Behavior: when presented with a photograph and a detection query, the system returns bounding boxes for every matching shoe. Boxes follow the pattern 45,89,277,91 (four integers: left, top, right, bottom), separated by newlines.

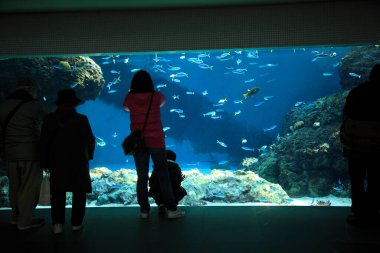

158,204,166,216
53,224,63,235
18,217,45,230
140,211,149,219
167,208,185,219
72,224,82,231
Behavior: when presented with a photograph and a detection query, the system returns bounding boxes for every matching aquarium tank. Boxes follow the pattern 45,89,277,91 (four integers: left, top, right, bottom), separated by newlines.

1,44,379,208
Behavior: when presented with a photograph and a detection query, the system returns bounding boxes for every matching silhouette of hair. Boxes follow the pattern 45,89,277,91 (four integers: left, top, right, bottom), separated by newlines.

166,149,176,161
16,76,36,88
129,70,154,94
369,64,380,83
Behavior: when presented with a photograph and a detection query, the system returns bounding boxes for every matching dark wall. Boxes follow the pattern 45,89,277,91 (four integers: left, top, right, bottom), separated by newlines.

0,1,379,57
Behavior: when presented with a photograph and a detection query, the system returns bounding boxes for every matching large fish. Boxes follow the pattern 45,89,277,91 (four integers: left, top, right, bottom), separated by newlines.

243,87,260,99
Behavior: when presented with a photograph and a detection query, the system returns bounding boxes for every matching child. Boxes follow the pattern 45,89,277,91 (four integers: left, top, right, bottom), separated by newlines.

148,149,187,215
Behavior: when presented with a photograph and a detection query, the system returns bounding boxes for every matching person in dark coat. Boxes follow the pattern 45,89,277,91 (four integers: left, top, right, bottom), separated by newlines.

148,149,187,215
341,64,380,227
40,88,95,234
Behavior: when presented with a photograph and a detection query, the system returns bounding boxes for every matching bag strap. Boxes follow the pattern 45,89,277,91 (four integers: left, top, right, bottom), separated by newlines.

141,92,155,133
2,98,33,137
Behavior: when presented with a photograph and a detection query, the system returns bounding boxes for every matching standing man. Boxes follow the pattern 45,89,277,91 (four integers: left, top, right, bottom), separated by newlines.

0,77,46,230
341,64,380,227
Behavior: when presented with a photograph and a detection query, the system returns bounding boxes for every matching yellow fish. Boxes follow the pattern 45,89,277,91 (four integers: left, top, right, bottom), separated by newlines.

243,87,260,99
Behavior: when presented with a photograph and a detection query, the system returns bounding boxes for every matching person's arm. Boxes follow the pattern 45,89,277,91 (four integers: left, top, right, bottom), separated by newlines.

123,94,130,112
83,116,95,160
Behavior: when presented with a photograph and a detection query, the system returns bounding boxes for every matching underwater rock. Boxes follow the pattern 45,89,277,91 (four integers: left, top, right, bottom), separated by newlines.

339,45,380,90
251,90,350,198
0,56,104,111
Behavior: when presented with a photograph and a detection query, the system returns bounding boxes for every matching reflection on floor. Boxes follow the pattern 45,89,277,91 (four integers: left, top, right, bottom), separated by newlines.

0,206,379,253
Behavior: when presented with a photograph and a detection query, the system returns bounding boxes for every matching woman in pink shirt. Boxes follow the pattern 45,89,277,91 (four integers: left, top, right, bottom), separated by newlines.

123,70,184,219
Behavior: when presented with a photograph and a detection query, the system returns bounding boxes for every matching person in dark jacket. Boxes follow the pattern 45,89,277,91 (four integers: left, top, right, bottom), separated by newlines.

149,149,187,215
341,64,380,227
0,77,46,230
40,89,95,234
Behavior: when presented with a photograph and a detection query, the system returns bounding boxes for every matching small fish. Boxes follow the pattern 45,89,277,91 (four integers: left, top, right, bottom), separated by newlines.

254,101,264,107
217,140,227,148
186,91,195,95
241,138,247,144
244,78,255,83
211,115,222,120
163,127,171,132
349,72,361,78
294,101,305,107
170,109,183,114
257,197,269,202
43,96,47,101
202,90,208,96
263,96,274,101
130,68,140,73
171,78,181,83
233,100,243,104
234,110,241,116
96,137,106,147
108,90,117,94
283,198,294,203
110,184,123,189
124,58,129,63
110,70,120,74
179,55,186,59
243,87,260,99
213,194,226,198
263,125,277,132
70,82,78,88
102,61,111,65
236,59,242,65
218,160,229,165
241,146,254,151
178,114,186,118
156,84,167,89
172,94,180,100
218,98,228,104
322,72,333,77
333,186,343,191
112,132,117,138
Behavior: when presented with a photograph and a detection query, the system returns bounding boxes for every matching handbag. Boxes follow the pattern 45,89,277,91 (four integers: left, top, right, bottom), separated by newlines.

122,92,155,156
39,171,51,206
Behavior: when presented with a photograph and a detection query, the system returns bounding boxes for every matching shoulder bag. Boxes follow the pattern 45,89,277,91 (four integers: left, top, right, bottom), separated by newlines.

122,92,155,156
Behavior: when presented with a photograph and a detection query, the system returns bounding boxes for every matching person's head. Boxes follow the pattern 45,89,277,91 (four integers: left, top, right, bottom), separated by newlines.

166,149,176,161
16,76,37,98
369,64,380,83
55,88,82,107
129,70,154,94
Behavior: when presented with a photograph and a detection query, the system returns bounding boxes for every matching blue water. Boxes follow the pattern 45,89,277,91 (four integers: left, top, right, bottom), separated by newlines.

78,46,349,172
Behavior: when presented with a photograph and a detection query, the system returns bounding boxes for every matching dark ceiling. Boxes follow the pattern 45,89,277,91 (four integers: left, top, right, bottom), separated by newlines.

0,0,329,13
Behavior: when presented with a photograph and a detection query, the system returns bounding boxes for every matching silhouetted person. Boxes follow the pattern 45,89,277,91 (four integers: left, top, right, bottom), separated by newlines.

0,77,46,230
40,89,95,234
149,149,187,216
123,70,185,219
341,64,380,227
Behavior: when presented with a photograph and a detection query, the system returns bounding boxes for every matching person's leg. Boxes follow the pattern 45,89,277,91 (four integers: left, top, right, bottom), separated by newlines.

348,156,366,219
71,191,87,227
6,161,20,223
150,148,177,211
366,155,380,219
10,161,43,228
51,190,66,225
133,149,150,213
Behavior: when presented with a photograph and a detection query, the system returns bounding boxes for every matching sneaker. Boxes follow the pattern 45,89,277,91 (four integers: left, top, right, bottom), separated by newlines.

53,224,63,235
158,204,166,216
18,217,45,230
140,211,149,219
72,225,82,231
167,208,185,219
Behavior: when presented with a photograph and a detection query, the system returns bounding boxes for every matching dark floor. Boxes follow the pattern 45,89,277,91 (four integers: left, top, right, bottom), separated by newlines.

0,206,379,253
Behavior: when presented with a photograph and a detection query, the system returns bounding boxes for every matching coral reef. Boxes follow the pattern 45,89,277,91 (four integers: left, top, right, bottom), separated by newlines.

339,45,380,90
0,56,105,112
